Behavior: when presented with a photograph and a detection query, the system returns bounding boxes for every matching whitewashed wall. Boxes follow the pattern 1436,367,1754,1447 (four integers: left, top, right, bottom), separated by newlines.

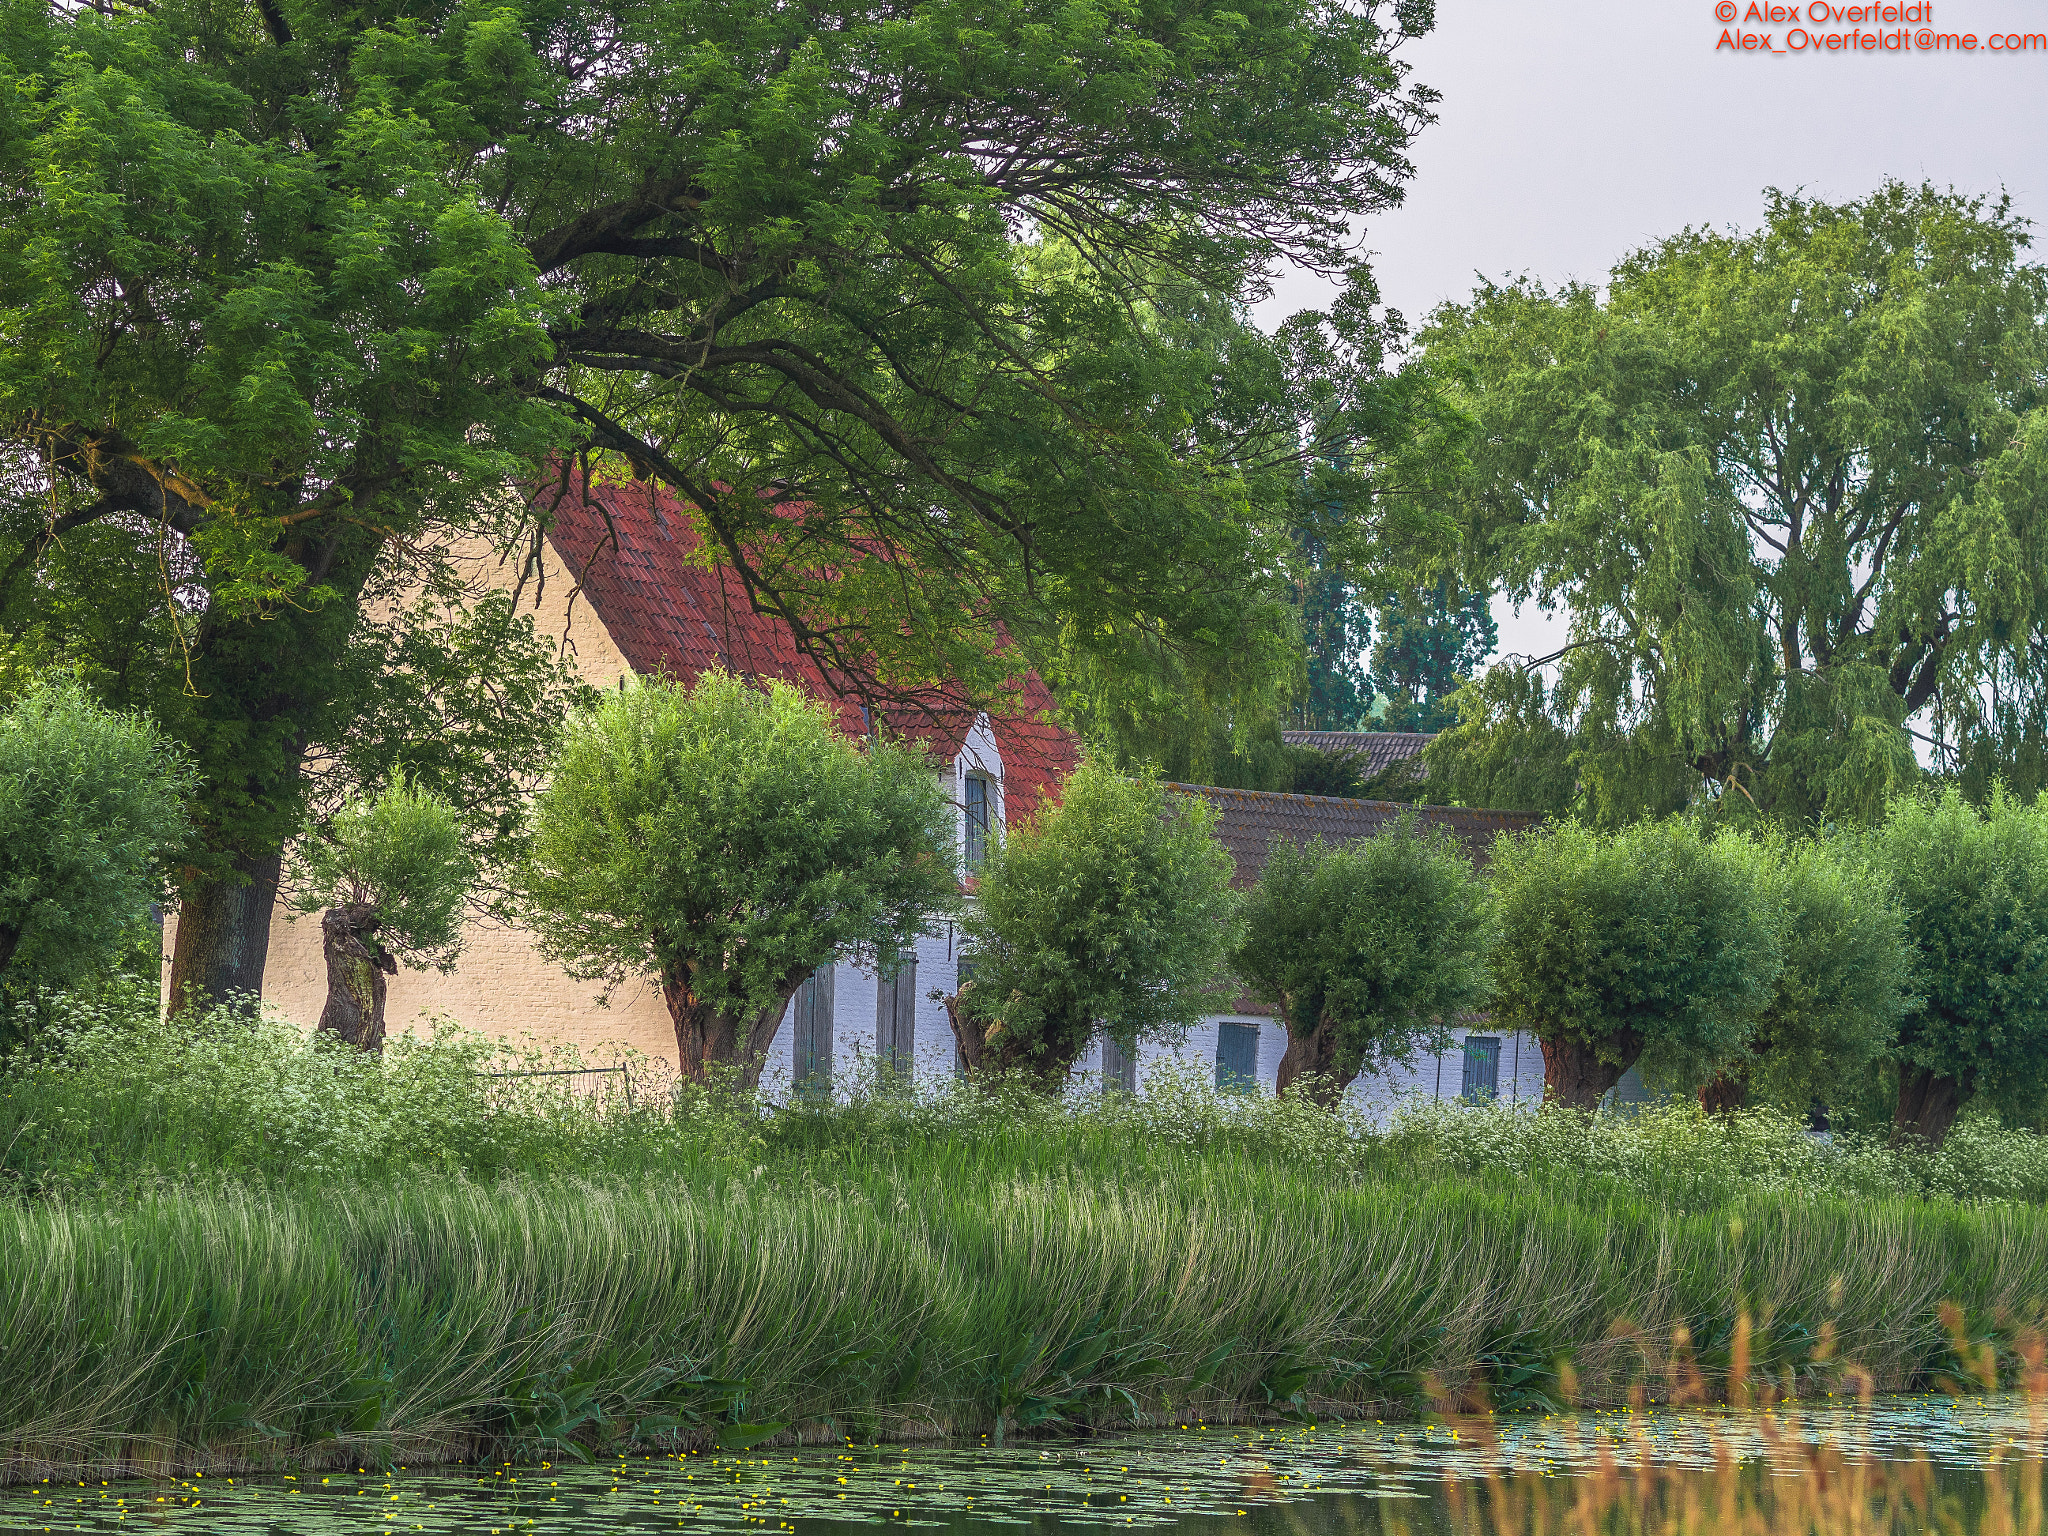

1122,1015,1547,1123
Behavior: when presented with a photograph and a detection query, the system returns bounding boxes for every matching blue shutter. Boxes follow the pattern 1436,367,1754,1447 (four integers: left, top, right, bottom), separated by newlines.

1460,1036,1501,1102
793,963,835,1097
1216,1022,1259,1094
877,951,917,1075
1100,1033,1137,1094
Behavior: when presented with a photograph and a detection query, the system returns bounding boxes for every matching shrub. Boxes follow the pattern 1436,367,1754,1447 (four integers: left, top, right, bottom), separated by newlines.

0,678,193,1017
520,671,957,1085
1235,823,1496,1107
953,762,1239,1090
1488,819,1782,1110
1875,787,2048,1148
290,772,474,1051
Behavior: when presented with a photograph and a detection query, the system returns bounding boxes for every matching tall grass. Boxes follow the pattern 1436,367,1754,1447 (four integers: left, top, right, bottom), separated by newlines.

5,987,2048,1481
4,1168,2048,1481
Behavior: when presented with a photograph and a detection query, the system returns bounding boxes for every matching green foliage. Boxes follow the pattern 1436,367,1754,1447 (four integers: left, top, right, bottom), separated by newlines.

1294,521,1374,732
1235,826,1496,1095
1281,747,1367,799
959,763,1240,1086
10,1001,2048,1479
292,773,474,971
1876,789,2048,1126
1423,183,2048,824
0,677,194,1002
311,573,601,898
1488,820,1783,1099
1367,576,1497,732
1731,835,1914,1113
521,672,956,1023
2,0,1442,1003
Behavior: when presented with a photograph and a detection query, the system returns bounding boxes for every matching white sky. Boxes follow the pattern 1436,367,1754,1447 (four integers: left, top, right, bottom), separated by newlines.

1253,0,2048,664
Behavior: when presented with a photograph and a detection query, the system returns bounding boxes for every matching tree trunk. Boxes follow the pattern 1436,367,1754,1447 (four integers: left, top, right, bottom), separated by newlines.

942,983,985,1077
1274,1011,1360,1109
1893,1065,1970,1149
316,904,395,1051
1699,1070,1748,1115
167,849,282,1016
1540,1030,1642,1111
662,968,803,1090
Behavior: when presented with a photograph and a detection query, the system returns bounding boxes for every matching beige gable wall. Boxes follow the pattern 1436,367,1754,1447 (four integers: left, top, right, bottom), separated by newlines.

163,532,681,1066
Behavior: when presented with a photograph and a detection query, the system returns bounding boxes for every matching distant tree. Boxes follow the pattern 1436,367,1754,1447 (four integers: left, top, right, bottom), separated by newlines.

950,763,1239,1092
0,679,193,1010
1489,819,1781,1110
1657,835,1913,1117
1236,824,1496,1107
1283,746,1368,798
289,775,474,1053
520,673,956,1085
1422,184,2046,825
1874,789,2048,1147
1295,522,1374,732
1368,577,1497,732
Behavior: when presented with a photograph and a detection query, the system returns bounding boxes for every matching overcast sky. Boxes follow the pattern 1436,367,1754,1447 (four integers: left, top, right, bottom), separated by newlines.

1254,0,2048,662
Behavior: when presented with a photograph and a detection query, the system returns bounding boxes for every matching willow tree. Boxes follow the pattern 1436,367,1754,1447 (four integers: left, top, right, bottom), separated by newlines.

1,0,1442,1012
520,673,957,1084
1419,184,2048,825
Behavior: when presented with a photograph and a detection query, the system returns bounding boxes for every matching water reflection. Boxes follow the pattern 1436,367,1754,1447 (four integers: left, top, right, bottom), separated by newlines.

4,1393,2041,1535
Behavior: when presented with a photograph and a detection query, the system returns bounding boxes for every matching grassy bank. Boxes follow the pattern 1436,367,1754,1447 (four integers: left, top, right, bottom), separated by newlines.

3,988,2048,1480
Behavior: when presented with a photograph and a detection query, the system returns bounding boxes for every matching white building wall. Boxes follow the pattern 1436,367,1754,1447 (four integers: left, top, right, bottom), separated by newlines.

1129,1015,1547,1121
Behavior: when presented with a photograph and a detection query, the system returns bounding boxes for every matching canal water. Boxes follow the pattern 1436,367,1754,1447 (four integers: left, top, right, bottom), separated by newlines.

6,1392,2042,1535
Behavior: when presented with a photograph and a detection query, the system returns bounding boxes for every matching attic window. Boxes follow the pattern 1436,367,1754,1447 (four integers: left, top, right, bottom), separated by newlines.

964,774,992,870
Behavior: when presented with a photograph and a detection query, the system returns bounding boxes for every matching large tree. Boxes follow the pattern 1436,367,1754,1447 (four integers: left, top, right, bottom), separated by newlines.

1,0,1442,1010
1419,183,2048,825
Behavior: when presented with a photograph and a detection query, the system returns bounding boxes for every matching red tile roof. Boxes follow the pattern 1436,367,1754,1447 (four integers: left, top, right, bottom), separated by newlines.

533,471,1078,825
1165,783,1540,889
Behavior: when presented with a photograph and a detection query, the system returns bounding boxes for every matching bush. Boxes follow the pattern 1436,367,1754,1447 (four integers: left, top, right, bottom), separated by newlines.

955,762,1239,1089
1489,819,1782,1110
0,678,193,1013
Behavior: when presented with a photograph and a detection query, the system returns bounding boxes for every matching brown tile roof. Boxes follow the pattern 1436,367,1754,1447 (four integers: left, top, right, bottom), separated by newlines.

1281,731,1434,777
533,470,1079,825
1165,783,1539,888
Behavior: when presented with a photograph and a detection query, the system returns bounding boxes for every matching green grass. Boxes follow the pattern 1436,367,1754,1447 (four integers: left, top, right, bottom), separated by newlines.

3,985,2048,1482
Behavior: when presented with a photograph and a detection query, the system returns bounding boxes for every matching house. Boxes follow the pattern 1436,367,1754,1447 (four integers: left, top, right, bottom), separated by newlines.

218,473,1548,1113
224,471,1076,1076
1105,785,1549,1118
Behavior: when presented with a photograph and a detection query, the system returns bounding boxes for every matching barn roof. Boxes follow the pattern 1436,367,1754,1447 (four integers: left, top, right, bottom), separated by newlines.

1165,783,1539,888
1280,731,1435,777
534,472,1078,825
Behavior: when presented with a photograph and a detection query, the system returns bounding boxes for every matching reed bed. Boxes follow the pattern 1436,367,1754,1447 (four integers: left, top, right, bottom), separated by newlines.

3,1166,2046,1483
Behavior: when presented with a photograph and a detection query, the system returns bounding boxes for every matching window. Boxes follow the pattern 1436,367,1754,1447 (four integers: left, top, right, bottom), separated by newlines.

963,774,992,869
792,963,835,1097
1216,1021,1260,1094
1100,1032,1137,1095
1460,1035,1501,1102
877,950,918,1076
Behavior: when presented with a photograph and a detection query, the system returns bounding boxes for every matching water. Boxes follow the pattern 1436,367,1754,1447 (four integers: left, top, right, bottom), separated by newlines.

7,1394,2043,1535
